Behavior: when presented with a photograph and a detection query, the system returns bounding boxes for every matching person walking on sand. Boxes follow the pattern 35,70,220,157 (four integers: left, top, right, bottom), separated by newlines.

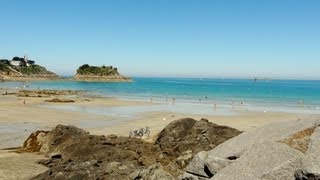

23,99,26,105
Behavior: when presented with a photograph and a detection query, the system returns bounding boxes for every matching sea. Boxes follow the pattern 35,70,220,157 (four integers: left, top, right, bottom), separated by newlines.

1,77,320,116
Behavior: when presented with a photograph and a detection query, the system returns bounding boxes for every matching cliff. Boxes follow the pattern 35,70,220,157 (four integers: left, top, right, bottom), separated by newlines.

73,64,131,82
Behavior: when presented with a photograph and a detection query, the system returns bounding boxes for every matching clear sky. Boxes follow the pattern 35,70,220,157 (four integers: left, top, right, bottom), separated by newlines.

0,0,319,79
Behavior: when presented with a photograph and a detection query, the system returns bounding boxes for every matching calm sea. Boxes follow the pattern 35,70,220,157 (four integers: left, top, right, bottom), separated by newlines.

1,77,320,114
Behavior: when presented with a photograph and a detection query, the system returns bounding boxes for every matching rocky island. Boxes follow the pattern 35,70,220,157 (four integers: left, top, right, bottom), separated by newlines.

73,64,131,82
0,57,59,81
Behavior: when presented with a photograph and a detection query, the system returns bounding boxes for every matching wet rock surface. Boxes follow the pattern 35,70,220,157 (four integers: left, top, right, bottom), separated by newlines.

21,118,241,179
44,99,75,103
16,90,82,98
154,118,241,158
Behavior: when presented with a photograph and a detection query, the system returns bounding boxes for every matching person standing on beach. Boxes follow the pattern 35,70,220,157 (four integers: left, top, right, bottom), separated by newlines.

214,100,217,111
23,99,26,105
172,98,176,105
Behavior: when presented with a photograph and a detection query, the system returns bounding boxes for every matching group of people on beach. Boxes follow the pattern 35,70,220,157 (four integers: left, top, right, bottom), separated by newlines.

150,95,244,112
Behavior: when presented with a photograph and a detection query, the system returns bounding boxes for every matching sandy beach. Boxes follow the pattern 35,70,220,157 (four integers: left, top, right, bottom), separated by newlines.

0,88,319,179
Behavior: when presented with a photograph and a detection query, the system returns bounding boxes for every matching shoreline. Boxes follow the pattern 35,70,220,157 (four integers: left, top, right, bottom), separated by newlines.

0,88,318,146
0,76,133,82
1,83,319,115
1,78,320,115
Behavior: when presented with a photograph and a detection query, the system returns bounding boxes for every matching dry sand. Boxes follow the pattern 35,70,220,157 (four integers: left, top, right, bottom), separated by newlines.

0,89,318,179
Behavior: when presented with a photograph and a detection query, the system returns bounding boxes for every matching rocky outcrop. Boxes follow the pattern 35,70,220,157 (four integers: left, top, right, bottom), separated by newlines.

15,90,82,98
73,74,132,82
181,119,320,180
154,118,241,159
19,118,240,179
73,64,131,82
0,63,59,81
44,99,75,103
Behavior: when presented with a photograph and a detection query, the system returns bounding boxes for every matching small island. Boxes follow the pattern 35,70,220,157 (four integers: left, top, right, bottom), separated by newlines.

0,56,59,81
73,64,131,82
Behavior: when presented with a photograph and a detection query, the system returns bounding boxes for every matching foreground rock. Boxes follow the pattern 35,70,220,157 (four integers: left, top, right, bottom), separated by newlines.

181,119,320,180
19,118,240,179
153,118,241,176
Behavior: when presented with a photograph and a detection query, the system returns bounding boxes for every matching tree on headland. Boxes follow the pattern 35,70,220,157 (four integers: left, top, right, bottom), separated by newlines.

76,64,120,76
12,56,24,61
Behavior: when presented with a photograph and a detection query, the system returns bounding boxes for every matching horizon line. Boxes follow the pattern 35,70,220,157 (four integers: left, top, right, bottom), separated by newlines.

59,74,320,81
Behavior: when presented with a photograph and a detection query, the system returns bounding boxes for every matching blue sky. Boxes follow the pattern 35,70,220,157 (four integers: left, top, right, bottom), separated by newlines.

0,0,319,79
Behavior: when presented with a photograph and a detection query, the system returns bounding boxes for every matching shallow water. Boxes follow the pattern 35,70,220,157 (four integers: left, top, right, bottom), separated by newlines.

1,77,320,114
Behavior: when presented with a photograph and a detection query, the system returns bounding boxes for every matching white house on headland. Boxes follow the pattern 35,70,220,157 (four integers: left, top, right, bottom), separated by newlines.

10,55,35,67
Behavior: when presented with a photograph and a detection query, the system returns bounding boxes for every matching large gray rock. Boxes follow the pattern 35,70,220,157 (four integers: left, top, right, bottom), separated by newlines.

261,157,303,180
181,151,236,180
207,119,316,159
211,141,303,180
182,151,210,179
301,126,320,174
183,119,320,180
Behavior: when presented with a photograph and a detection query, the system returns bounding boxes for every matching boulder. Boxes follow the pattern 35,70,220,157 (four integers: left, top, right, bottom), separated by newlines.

182,119,320,180
130,163,175,180
154,118,241,158
207,119,316,159
301,126,320,175
212,141,303,180
184,151,209,178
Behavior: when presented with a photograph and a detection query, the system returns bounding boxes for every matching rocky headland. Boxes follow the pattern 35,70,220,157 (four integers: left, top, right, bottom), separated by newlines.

72,64,131,82
0,59,59,81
